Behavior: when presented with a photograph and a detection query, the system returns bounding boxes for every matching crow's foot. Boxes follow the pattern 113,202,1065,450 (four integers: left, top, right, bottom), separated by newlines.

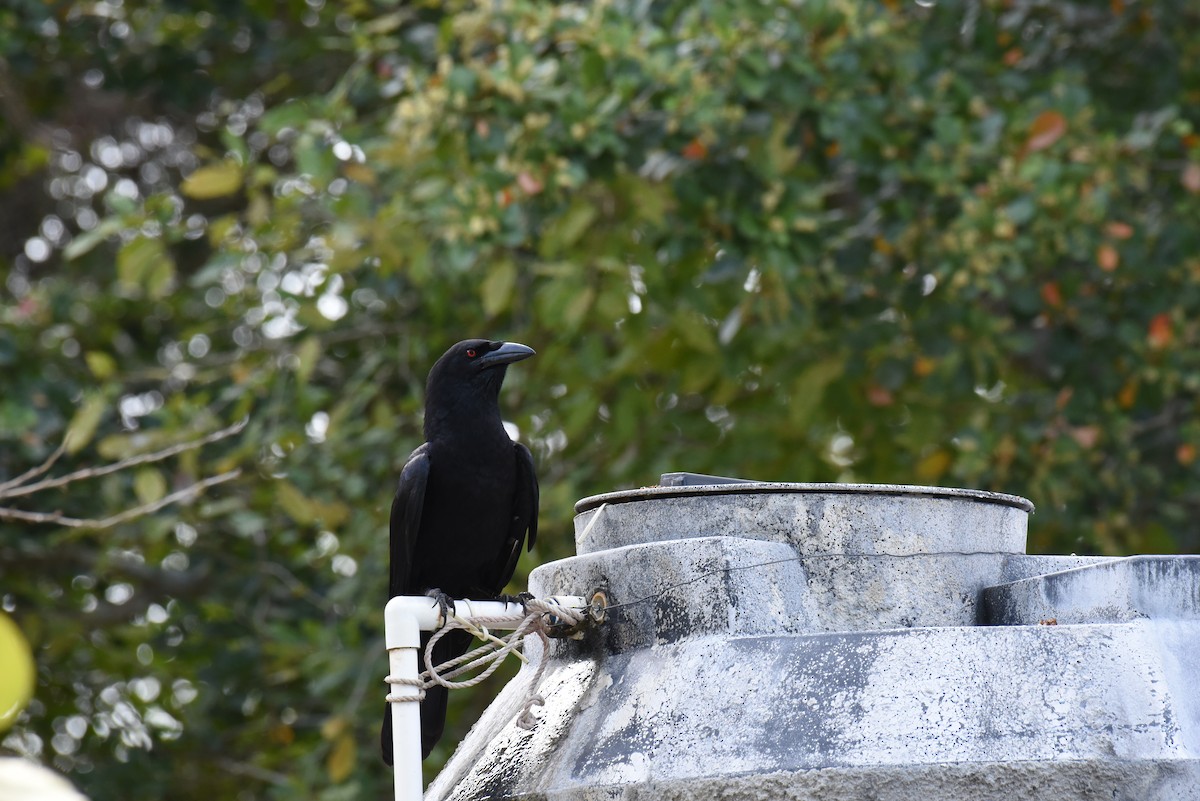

425,588,456,621
499,591,535,611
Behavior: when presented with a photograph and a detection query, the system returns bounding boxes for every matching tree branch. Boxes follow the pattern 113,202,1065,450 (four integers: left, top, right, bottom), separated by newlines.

0,470,241,530
215,758,292,788
259,562,333,612
0,418,246,501
0,442,66,494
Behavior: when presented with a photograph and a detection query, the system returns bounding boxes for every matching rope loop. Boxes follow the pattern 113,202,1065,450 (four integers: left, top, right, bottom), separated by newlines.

389,597,586,730
383,674,427,702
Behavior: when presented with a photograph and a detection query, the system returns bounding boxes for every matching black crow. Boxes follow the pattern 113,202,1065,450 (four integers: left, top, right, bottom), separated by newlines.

381,339,538,764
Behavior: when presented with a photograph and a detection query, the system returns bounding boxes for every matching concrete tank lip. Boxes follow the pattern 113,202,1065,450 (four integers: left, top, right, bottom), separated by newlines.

574,482,1035,515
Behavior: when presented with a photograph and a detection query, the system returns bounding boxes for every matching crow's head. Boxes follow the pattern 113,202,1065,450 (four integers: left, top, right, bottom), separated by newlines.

425,339,535,409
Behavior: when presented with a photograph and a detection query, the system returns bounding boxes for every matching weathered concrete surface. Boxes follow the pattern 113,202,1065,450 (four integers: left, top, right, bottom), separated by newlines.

423,484,1200,800
573,484,1031,556
429,623,1200,799
984,555,1200,625
532,536,1109,647
438,762,1200,801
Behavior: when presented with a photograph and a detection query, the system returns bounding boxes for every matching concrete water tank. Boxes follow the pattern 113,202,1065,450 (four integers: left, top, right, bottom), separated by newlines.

424,480,1200,800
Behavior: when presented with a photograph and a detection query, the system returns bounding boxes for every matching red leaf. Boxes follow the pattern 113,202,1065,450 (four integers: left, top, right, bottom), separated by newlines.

1025,110,1067,153
1097,244,1120,272
1070,426,1100,449
1183,163,1200,194
1040,282,1063,308
1104,221,1134,240
866,385,894,406
1117,380,1137,409
1148,313,1172,349
517,171,543,195
681,138,708,161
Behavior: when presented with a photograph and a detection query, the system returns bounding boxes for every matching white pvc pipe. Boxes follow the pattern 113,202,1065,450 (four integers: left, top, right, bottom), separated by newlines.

384,595,588,801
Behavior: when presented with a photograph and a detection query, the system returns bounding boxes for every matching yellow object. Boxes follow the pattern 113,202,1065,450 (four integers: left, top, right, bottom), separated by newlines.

0,614,34,732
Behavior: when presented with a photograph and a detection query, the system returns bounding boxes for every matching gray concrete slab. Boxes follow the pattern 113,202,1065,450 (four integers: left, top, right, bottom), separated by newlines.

984,555,1200,625
428,624,1200,800
573,484,1031,556
421,483,1200,800
530,537,1111,646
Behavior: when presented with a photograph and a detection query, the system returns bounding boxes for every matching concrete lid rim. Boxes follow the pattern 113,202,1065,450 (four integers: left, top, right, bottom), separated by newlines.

574,482,1036,516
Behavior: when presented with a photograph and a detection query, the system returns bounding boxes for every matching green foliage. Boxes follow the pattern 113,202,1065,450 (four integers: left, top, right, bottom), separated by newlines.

2,0,1199,798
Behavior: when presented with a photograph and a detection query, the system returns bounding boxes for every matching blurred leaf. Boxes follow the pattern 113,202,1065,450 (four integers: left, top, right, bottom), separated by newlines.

311,497,350,528
258,101,313,135
681,137,708,161
788,359,844,428
63,394,107,455
481,259,517,318
326,732,355,783
62,218,122,261
277,480,349,528
180,161,244,199
85,352,117,380
1097,244,1120,272
133,467,168,505
295,337,322,385
1025,110,1067,153
562,286,596,331
1182,162,1200,193
117,236,175,298
320,715,347,740
540,201,597,258
277,481,316,525
916,449,953,481
144,256,176,298
673,310,717,355
1105,221,1134,240
1148,313,1172,349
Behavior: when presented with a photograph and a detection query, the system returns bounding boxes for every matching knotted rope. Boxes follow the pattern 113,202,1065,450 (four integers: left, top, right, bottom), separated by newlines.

385,597,585,729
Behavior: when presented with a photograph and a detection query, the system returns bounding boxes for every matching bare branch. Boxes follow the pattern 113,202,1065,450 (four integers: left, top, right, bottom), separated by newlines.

0,442,66,494
259,562,333,612
215,758,292,788
0,470,241,530
0,507,76,525
0,418,246,501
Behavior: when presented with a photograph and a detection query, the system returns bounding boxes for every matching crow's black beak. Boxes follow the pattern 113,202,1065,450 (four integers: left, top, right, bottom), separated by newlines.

478,341,535,369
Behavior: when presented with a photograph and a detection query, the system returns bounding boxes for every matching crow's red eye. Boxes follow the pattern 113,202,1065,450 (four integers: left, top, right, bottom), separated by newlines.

466,348,477,358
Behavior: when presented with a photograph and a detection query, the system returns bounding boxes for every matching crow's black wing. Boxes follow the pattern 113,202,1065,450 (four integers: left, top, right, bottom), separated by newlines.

388,443,430,598
516,442,538,553
383,444,431,766
488,442,539,594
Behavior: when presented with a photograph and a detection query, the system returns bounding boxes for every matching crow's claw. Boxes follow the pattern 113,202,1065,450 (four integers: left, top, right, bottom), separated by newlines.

499,591,535,610
425,588,456,621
